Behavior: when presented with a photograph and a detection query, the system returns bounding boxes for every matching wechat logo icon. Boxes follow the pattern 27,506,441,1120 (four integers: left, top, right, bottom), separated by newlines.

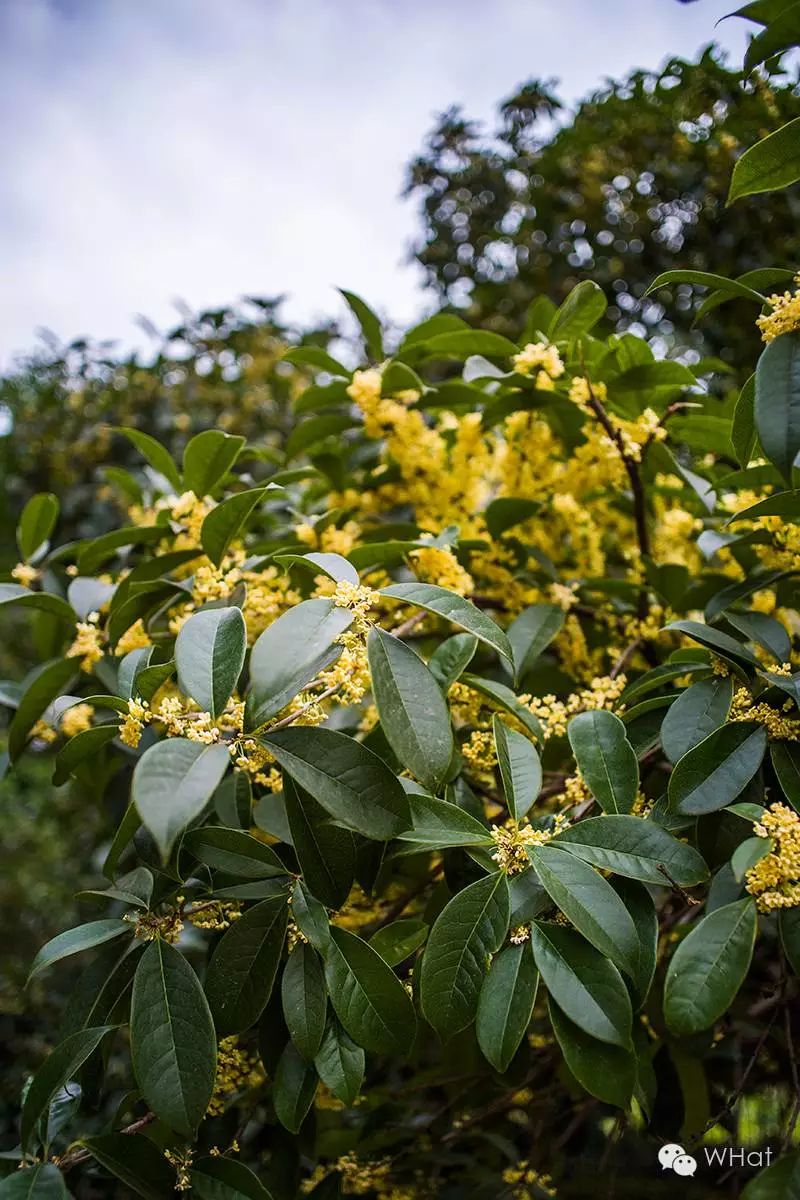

659,1143,697,1177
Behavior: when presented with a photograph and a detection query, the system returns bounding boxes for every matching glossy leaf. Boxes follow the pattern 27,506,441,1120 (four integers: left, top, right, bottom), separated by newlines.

175,606,246,717
661,675,733,764
9,658,77,761
191,1157,276,1200
380,583,512,668
130,939,217,1136
668,722,767,815
205,896,288,1035
755,331,800,483
0,1166,68,1200
493,716,541,821
664,898,757,1036
27,919,130,984
116,426,181,490
506,603,565,683
183,826,287,877
420,872,510,1038
324,926,416,1055
261,726,410,840
132,738,230,861
183,430,245,497
549,999,635,1108
200,486,273,566
282,942,327,1060
528,844,640,979
245,598,352,730
272,1041,317,1133
552,815,708,886
314,1018,364,1105
368,919,428,966
81,1133,177,1200
729,116,800,202
21,1025,114,1151
283,779,351,907
367,626,453,790
476,941,539,1072
567,710,638,814
530,923,632,1047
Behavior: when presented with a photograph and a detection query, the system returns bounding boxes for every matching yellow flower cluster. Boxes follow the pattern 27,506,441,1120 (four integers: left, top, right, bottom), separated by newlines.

730,687,800,740
745,803,800,911
207,1036,262,1115
67,615,104,672
757,274,800,343
462,729,498,775
409,545,473,595
501,1162,557,1200
527,674,627,739
302,1154,425,1200
116,618,152,656
10,563,39,587
186,901,243,931
512,341,565,391
60,703,94,737
124,906,184,943
491,815,570,875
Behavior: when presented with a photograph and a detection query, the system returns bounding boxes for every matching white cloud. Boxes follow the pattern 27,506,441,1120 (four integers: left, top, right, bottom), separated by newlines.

0,0,747,365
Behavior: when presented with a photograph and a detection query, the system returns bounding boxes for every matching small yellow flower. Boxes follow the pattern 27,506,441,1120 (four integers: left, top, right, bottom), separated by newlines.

11,563,39,587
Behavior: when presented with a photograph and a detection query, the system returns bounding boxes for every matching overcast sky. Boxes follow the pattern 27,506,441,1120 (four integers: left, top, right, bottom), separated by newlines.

0,0,747,367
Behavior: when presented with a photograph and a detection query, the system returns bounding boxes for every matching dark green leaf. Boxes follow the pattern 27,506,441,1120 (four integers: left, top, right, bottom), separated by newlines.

282,943,327,1060
183,826,287,878
530,923,631,1047
324,926,416,1055
552,815,708,886
53,724,118,786
284,775,355,908
661,676,734,764
664,898,757,1036
771,740,800,812
506,604,565,683
314,1017,364,1104
368,919,428,966
0,1166,68,1200
183,431,245,497
755,331,800,483
528,845,639,978
646,270,766,304
205,896,288,1035
420,872,510,1038
484,498,540,540
380,584,512,669
9,658,78,761
427,633,478,691
132,738,230,861
567,710,638,814
80,1133,177,1200
663,619,760,670
460,673,543,741
130,939,216,1136
292,880,331,953
175,606,246,717
191,1157,275,1200
476,941,538,1072
668,723,767,815
27,920,130,985
367,627,453,791
493,716,541,821
21,1026,113,1151
780,907,800,975
731,375,759,468
245,598,352,730
418,330,519,360
397,792,493,850
201,487,275,567
272,1041,317,1133
261,726,410,840
549,999,635,1108
0,584,74,624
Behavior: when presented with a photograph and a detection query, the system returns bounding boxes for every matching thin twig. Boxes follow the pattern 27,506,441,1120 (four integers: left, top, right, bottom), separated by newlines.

390,610,428,638
56,1112,156,1172
267,684,340,730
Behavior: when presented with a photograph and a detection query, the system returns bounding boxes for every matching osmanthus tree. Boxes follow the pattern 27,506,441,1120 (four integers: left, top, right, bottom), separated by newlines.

3,268,800,1198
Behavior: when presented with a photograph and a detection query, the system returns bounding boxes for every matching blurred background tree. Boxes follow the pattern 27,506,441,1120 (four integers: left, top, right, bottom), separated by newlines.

0,298,333,546
405,47,800,372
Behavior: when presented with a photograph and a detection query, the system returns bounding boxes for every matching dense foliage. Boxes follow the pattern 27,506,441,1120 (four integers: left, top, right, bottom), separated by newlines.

4,3,800,1198
406,49,800,370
